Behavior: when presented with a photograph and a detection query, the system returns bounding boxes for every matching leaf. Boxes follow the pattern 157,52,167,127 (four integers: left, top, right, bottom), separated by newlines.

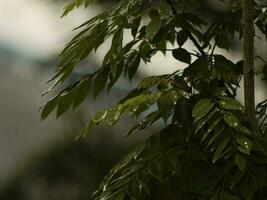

240,176,255,200
137,75,167,89
230,170,244,189
214,55,241,76
236,124,251,135
183,57,209,78
57,91,74,118
207,126,224,147
93,70,109,98
219,97,243,111
106,105,124,126
147,15,161,40
159,3,172,18
61,0,94,17
192,99,215,122
221,193,240,200
212,135,230,163
91,110,108,125
73,76,91,108
41,96,59,120
128,54,141,80
172,48,191,64
235,134,252,155
112,29,123,53
234,153,246,171
223,113,239,128
176,30,188,47
194,108,217,134
183,12,207,27
201,117,222,143
131,17,141,38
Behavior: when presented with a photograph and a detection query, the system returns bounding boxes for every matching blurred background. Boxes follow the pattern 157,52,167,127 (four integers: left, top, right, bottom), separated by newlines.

0,0,266,200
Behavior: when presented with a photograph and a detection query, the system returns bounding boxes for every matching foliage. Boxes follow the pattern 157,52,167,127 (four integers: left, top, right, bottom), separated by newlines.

42,0,267,199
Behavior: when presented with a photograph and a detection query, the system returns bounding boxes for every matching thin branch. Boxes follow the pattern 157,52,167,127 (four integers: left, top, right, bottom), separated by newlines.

242,0,256,122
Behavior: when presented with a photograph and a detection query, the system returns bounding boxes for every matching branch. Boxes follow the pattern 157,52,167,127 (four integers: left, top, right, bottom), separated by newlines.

242,0,256,123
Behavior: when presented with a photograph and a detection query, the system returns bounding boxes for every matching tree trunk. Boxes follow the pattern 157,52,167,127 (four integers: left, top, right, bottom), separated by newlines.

242,0,255,122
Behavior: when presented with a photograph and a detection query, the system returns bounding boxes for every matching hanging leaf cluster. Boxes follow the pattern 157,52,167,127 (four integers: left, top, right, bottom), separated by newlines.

42,0,267,199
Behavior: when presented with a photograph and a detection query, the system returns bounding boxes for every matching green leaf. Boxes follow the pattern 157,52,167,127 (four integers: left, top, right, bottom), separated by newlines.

223,113,239,128
111,28,124,54
235,134,252,155
128,54,141,80
234,153,246,171
73,76,91,108
240,176,255,200
93,70,109,97
219,97,243,111
91,110,108,125
106,105,124,126
61,0,94,17
172,48,191,64
131,17,141,38
147,15,161,40
183,12,207,27
201,117,222,143
230,170,244,189
159,3,172,18
41,96,59,120
212,135,230,163
137,75,167,89
176,30,188,47
221,193,240,200
194,108,217,134
236,124,251,135
57,91,74,118
207,126,224,147
216,33,230,50
214,55,241,76
183,57,209,78
192,99,215,122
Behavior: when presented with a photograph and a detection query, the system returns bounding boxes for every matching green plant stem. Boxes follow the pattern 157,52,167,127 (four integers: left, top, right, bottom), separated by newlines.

242,0,256,123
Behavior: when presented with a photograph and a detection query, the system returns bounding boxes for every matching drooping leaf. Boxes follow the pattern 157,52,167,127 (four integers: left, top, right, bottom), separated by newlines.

93,70,109,97
131,17,141,38
194,108,217,134
61,0,95,17
219,97,243,111
212,135,230,163
234,153,246,171
128,54,141,80
147,15,161,40
240,176,255,200
235,134,252,155
192,99,215,122
223,113,239,128
176,30,188,47
172,48,191,64
41,96,59,120
73,76,91,108
158,3,172,18
57,90,74,118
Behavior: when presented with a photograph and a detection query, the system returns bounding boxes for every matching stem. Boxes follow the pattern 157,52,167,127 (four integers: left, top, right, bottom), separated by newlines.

242,0,255,122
